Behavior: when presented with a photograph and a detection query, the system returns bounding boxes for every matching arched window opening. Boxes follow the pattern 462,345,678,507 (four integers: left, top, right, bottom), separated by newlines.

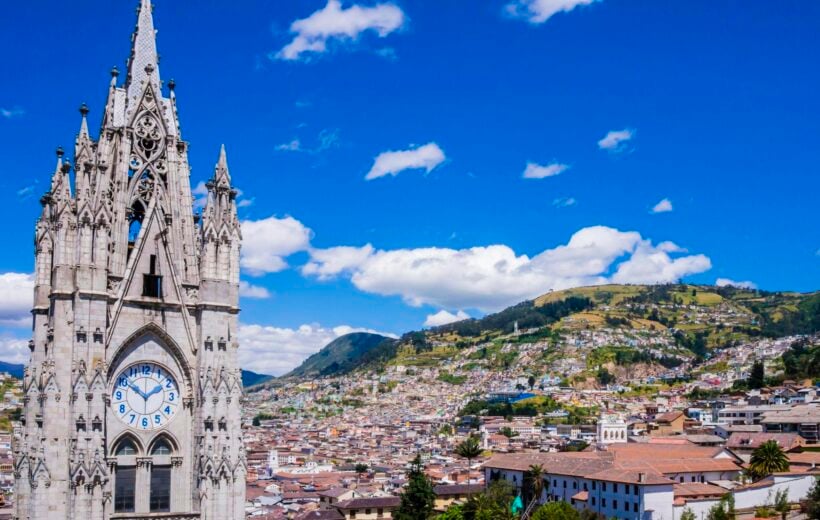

113,437,138,514
149,436,173,512
115,439,137,456
127,201,145,259
151,439,173,456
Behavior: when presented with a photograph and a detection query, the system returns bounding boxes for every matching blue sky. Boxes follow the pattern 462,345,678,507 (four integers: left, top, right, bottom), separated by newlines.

0,0,818,374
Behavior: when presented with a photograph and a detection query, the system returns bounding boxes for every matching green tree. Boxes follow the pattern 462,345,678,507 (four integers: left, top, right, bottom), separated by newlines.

252,416,261,427
437,504,464,520
706,494,735,520
680,508,696,520
805,479,820,520
528,375,536,390
499,427,519,439
463,481,516,520
773,489,789,520
355,463,369,475
531,501,581,520
455,435,483,467
395,454,435,520
749,440,789,480
523,464,546,504
596,367,615,387
749,360,766,389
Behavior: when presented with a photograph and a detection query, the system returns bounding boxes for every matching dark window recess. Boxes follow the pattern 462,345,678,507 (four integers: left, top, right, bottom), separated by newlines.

143,255,163,297
150,466,172,512
114,466,136,513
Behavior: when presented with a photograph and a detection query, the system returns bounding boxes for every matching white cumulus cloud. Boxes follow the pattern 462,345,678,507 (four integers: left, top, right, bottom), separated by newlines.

523,162,569,179
424,310,471,328
0,336,30,365
238,322,396,375
506,0,601,24
303,226,712,312
240,216,313,276
277,0,406,61
716,278,757,290
598,128,634,152
0,273,33,327
239,281,272,299
651,198,674,214
365,143,446,180
302,245,376,280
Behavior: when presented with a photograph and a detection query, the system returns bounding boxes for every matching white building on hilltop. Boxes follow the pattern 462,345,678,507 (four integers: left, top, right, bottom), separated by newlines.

14,2,245,518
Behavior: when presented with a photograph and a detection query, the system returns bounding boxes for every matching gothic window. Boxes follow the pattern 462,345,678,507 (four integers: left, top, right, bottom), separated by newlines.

150,466,171,512
143,254,163,298
114,466,136,513
115,439,137,456
128,201,145,260
149,437,173,512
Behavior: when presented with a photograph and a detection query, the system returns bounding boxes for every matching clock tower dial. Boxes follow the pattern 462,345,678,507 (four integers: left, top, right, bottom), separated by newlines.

111,362,180,430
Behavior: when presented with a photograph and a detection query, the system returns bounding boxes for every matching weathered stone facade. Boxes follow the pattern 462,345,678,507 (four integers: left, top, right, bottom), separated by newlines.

14,1,246,518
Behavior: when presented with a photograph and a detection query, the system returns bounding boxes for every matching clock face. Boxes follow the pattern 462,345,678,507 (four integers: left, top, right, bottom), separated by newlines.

111,362,180,430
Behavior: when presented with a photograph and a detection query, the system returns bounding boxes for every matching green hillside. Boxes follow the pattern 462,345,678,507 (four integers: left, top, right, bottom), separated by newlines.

285,332,396,378
279,284,819,381
241,369,274,387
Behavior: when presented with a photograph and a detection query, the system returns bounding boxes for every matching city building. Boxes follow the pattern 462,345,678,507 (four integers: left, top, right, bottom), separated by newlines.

13,1,245,518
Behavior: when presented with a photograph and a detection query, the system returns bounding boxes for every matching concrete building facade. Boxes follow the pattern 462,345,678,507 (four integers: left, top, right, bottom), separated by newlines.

13,2,246,518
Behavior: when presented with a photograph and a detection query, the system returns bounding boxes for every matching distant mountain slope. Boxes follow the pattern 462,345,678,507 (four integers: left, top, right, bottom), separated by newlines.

286,332,396,378
279,284,819,380
242,369,274,387
0,362,25,379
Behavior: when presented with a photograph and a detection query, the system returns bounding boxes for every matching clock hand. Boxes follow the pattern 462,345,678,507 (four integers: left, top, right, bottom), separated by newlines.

146,384,163,399
129,382,148,400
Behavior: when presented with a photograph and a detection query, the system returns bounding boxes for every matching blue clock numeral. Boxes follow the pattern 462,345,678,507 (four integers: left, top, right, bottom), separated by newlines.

155,414,161,424
168,392,175,402
166,380,173,388
119,377,128,387
142,365,151,375
141,417,148,428
164,405,171,415
129,414,136,424
115,390,123,400
119,404,126,414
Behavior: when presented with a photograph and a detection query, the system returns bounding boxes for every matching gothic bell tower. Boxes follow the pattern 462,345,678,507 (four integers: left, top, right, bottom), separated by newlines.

14,1,246,518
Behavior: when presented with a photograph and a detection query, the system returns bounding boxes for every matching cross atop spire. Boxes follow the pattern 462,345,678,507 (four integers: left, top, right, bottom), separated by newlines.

126,0,161,101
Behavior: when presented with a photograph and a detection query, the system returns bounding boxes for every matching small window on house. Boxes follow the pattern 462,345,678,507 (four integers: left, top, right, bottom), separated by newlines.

592,497,596,506
633,485,638,495
592,481,597,490
634,502,639,512
602,482,607,492
602,499,606,507
613,500,618,509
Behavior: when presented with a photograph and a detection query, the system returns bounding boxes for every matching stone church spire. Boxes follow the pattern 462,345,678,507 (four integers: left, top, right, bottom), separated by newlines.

16,3,246,519
126,0,161,102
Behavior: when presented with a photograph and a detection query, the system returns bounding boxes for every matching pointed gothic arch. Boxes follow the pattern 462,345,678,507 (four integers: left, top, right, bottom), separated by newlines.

107,322,194,393
148,432,179,455
110,432,144,457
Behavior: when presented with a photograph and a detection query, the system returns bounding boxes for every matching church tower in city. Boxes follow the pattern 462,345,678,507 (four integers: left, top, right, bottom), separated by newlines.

14,1,246,518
